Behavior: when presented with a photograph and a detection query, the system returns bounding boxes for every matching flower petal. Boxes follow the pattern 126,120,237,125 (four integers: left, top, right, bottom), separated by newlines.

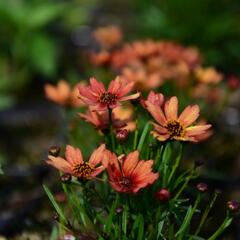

65,145,83,165
122,151,139,176
46,156,71,173
164,96,178,121
89,144,106,166
185,124,212,136
178,105,200,127
145,101,167,125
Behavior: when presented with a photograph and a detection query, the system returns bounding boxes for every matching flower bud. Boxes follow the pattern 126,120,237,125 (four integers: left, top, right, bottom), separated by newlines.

115,206,123,214
227,200,239,213
48,146,61,157
60,173,72,183
155,188,171,202
53,212,59,221
196,182,208,193
116,129,128,142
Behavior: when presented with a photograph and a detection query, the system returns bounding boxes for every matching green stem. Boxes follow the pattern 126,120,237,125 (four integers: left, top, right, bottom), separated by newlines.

194,191,219,237
208,213,232,240
137,122,150,152
168,144,183,184
174,167,195,200
133,129,138,150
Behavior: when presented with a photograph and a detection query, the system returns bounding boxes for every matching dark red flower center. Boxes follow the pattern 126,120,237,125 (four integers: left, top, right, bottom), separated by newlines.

166,120,184,138
119,176,133,191
71,162,94,177
99,92,117,105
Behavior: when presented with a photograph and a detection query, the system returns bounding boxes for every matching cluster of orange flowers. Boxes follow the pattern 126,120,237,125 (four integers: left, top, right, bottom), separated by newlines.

46,76,211,194
89,26,224,104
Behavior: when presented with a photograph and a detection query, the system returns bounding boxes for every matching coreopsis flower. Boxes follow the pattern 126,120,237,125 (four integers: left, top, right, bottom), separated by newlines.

141,91,164,108
93,25,122,49
79,106,136,133
146,96,211,142
46,144,107,179
105,150,159,193
194,67,223,84
78,77,140,110
44,80,85,107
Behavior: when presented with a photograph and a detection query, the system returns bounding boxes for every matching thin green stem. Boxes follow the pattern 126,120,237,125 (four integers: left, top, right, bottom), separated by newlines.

194,191,219,237
208,213,232,240
137,122,150,152
133,129,138,150
168,144,183,184
108,108,116,151
174,167,195,200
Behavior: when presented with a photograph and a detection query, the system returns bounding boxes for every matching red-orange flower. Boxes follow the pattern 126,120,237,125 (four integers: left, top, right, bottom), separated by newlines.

78,77,140,110
146,96,211,142
104,150,159,193
47,144,107,178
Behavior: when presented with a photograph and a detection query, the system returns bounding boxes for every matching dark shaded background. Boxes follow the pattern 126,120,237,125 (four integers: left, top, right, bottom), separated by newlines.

0,0,240,238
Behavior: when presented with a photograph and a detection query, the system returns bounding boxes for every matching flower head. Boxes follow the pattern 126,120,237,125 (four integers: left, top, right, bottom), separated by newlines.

44,80,85,107
46,144,107,179
146,96,211,142
105,150,159,193
78,76,140,110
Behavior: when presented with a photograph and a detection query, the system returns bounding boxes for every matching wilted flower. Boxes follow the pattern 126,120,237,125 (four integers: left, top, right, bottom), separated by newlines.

105,150,159,193
194,67,223,84
79,106,136,133
47,144,107,179
146,96,211,142
141,91,164,108
78,76,140,110
44,80,85,107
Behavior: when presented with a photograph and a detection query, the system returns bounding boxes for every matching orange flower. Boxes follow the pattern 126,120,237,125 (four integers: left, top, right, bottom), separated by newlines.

78,76,140,111
93,25,122,49
47,144,107,178
194,67,223,84
44,80,85,107
146,96,211,142
105,150,159,193
79,106,136,133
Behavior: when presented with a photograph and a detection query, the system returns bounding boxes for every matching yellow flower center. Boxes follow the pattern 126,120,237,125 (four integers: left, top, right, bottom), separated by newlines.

71,162,94,178
99,92,117,105
166,120,184,138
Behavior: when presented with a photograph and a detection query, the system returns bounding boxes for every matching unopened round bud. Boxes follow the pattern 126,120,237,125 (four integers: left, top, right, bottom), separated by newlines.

227,200,239,212
196,183,208,193
116,129,128,142
155,188,171,202
115,206,123,214
53,212,59,221
60,173,72,183
48,146,61,157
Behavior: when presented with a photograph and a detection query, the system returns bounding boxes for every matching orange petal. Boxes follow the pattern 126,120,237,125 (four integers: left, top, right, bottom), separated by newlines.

65,145,83,165
164,96,178,121
145,101,166,126
185,124,212,136
178,105,200,127
151,131,170,141
46,156,71,173
89,144,106,166
120,92,140,102
122,151,139,175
